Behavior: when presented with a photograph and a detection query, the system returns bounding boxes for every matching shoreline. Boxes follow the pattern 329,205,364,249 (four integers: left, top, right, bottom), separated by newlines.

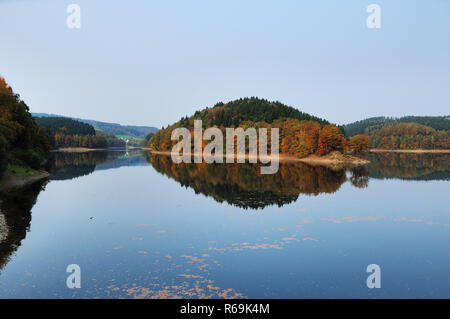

146,150,370,168
370,149,450,154
0,170,49,192
51,147,107,153
52,147,143,153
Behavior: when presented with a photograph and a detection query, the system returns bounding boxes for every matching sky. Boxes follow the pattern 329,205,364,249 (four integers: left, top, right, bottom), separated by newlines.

0,0,449,128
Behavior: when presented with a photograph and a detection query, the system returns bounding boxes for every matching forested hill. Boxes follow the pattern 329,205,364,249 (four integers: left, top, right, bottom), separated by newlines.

366,122,449,149
35,117,108,149
35,117,96,137
148,97,365,158
186,97,329,128
343,116,450,137
0,77,50,178
32,113,157,139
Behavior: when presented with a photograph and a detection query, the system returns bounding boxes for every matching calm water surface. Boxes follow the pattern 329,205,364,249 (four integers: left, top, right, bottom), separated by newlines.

0,150,448,298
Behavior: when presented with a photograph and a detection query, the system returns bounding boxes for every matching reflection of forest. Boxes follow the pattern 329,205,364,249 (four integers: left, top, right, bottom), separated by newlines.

1,152,446,283
95,150,149,171
146,153,448,209
49,151,108,180
0,180,47,272
368,153,449,180
145,152,352,209
48,151,447,210
49,149,147,181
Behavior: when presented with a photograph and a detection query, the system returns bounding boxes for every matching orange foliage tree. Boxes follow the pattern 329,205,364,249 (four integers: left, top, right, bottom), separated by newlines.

316,125,346,155
0,77,50,175
349,134,370,155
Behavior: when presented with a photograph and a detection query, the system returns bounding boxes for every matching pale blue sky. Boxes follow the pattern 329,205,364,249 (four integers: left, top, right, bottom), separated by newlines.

0,0,449,127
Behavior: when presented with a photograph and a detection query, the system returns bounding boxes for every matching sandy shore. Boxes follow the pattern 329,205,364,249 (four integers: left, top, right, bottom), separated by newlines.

370,149,450,154
147,150,369,168
297,154,369,167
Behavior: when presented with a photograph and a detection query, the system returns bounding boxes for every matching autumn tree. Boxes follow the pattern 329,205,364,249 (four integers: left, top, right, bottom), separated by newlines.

365,122,449,150
0,76,50,177
316,125,346,155
349,134,370,155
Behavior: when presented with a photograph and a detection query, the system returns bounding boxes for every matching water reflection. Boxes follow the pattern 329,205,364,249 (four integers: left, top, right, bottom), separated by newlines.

145,152,352,209
0,151,448,298
349,166,370,189
145,152,449,209
0,180,47,273
49,151,450,188
368,153,449,181
49,149,148,181
1,149,147,273
49,151,107,180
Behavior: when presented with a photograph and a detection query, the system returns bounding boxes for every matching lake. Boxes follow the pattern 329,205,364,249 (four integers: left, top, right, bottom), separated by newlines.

0,150,449,298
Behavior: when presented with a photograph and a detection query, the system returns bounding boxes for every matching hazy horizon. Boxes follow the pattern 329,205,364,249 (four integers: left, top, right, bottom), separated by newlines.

1,0,449,127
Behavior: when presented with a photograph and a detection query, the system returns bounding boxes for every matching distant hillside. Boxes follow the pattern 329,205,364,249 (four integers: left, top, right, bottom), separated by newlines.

32,113,158,139
366,122,449,150
343,116,450,137
35,117,108,149
35,117,96,137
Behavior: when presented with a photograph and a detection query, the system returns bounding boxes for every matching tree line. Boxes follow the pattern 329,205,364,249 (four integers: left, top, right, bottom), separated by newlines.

35,117,108,149
366,122,449,149
34,117,138,149
0,77,50,178
343,116,450,137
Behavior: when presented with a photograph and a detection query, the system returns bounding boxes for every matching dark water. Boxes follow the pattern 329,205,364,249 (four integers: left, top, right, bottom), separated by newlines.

0,150,448,298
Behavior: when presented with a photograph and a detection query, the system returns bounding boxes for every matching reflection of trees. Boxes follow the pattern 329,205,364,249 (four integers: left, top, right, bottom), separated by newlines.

368,153,449,181
49,149,146,181
50,151,108,180
0,180,47,272
95,150,149,171
145,153,347,209
350,167,369,189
